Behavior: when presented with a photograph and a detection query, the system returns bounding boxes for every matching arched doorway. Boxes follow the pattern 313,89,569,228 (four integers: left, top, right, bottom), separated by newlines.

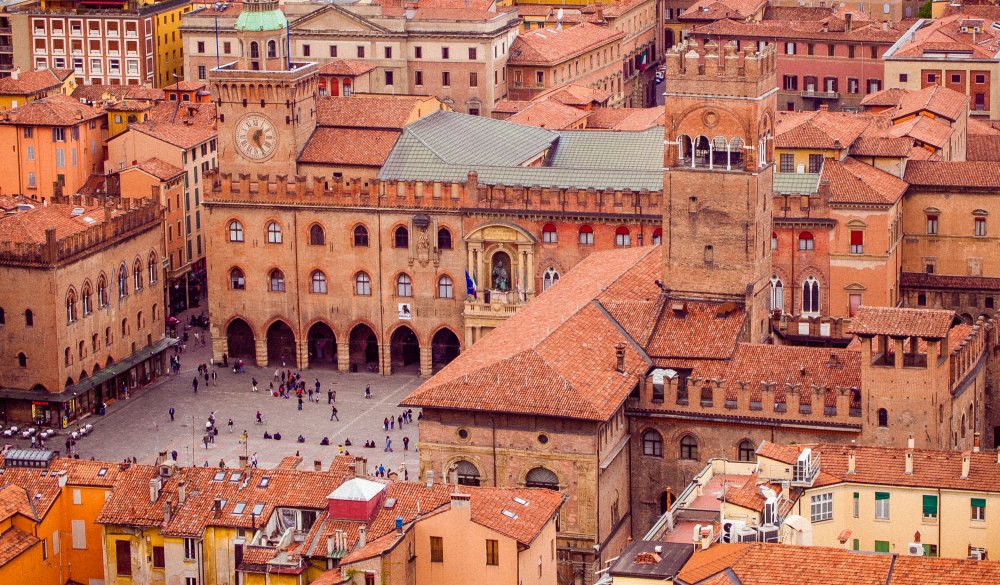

307,322,337,365
431,328,461,372
349,324,379,372
490,251,512,292
226,318,255,360
390,326,420,372
266,320,296,367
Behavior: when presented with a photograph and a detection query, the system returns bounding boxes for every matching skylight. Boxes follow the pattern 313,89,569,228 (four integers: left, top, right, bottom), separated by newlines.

501,509,518,519
251,503,265,516
212,471,226,481
258,477,270,488
229,472,242,483
232,502,246,515
513,497,529,506
97,468,107,477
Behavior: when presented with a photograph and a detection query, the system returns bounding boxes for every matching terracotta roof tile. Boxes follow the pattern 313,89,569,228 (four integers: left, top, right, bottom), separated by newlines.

0,94,103,126
861,87,910,108
823,158,907,206
775,110,872,150
891,555,1000,585
603,0,650,18
0,204,123,245
0,526,38,565
691,15,906,42
509,23,624,66
164,80,207,92
904,161,1000,187
130,158,185,181
887,115,953,148
508,99,590,129
534,83,612,106
901,271,1000,292
298,128,401,167
680,0,767,21
848,135,914,157
130,102,217,149
846,306,955,338
967,134,1000,161
0,485,34,522
317,59,377,77
0,467,62,520
889,14,1000,59
642,302,745,360
316,95,429,129
0,68,67,96
492,99,534,115
72,84,164,103
891,85,968,122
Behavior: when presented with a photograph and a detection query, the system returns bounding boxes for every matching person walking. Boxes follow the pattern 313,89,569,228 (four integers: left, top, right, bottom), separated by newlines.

384,436,393,452
203,434,210,449
384,417,389,431
403,436,409,451
251,453,258,468
168,407,175,422
297,397,303,411
330,405,339,421
192,377,199,393
397,415,403,428
327,389,333,404
211,370,218,386
227,418,234,433
256,410,263,425
171,450,178,461
365,383,371,399
251,377,258,393
274,369,280,383
390,417,395,430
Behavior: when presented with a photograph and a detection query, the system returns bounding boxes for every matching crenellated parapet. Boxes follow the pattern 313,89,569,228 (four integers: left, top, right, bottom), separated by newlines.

664,40,777,99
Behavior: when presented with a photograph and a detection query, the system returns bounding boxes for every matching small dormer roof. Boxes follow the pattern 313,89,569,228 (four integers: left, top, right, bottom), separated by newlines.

326,478,385,502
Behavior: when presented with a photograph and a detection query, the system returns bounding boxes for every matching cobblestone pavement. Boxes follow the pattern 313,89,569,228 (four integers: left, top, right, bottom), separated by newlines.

7,305,423,478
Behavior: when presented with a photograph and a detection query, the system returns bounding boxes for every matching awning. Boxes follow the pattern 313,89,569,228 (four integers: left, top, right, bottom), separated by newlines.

0,337,177,404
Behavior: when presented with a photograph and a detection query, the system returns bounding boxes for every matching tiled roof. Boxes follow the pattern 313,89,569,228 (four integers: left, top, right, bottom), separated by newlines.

72,84,164,103
603,0,650,18
317,59,377,77
586,107,664,131
0,485,34,523
401,246,658,420
508,98,590,129
848,135,913,157
847,306,955,338
491,99,534,115
164,80,207,92
0,68,68,96
0,467,62,520
887,115,952,148
822,158,907,206
534,83,612,106
891,85,968,122
298,128,401,167
0,204,122,245
775,110,872,150
691,15,905,42
0,526,38,566
676,543,758,583
901,271,1000,292
315,95,429,129
861,87,910,108
509,23,624,66
641,302,745,360
891,555,1000,585
756,441,804,465
469,487,563,545
888,14,1000,60
130,158,185,181
514,5,552,16
967,135,1000,161
903,161,1000,187
130,102,217,149
0,94,103,126
680,0,767,21
724,474,797,515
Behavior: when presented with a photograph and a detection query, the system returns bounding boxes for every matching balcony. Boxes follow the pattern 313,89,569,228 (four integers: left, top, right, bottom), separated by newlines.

125,30,138,38
791,450,821,487
801,90,839,99
463,289,529,334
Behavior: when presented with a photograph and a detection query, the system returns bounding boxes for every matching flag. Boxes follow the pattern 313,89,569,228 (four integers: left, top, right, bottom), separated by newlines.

465,270,477,296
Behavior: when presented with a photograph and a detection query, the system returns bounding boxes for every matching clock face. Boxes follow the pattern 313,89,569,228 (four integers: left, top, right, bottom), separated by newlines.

234,115,277,161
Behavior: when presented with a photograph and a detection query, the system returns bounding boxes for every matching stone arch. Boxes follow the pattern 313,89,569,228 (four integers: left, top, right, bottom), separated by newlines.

444,456,484,486
226,317,256,361
522,465,560,490
307,320,337,365
431,327,461,372
265,319,296,367
389,324,420,372
348,322,379,372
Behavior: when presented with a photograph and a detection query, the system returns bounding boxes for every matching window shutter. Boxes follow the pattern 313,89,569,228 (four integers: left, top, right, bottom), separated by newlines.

922,495,938,515
972,498,986,508
875,492,890,501
850,230,863,246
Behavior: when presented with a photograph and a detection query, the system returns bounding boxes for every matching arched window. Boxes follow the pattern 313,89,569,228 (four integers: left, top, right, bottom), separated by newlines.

679,435,699,460
66,290,77,323
81,285,92,316
148,253,157,284
961,413,967,438
354,225,369,247
230,268,246,290
17,352,26,367
118,262,128,298
397,273,412,297
543,267,560,291
771,231,778,250
121,318,128,336
579,224,594,245
25,309,33,327
877,408,888,427
525,467,559,490
677,134,693,165
642,430,663,457
133,259,143,291
309,224,325,246
152,304,159,321
249,41,259,58
802,276,820,315
394,226,409,249
542,223,557,243
437,227,452,250
267,39,277,58
770,275,784,312
266,222,283,244
78,340,85,359
136,311,143,330
311,270,327,294
729,137,745,168
229,220,244,242
738,440,756,462
438,275,453,299
798,231,814,251
355,272,372,296
0,307,4,324
615,226,631,247
456,460,481,486
651,228,662,246
97,275,108,307
269,269,285,292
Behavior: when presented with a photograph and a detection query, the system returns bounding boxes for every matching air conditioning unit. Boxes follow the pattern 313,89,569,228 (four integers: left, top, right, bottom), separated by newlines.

721,520,744,544
969,549,986,560
758,525,780,543
907,543,924,556
735,527,759,543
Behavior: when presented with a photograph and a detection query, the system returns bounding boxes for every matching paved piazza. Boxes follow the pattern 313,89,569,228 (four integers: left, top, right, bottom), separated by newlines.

6,320,423,478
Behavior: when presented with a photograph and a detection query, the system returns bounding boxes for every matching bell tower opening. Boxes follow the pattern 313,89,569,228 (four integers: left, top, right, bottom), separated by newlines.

661,41,776,343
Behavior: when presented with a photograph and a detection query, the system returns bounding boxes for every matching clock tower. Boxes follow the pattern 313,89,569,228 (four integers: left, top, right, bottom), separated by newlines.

208,0,318,177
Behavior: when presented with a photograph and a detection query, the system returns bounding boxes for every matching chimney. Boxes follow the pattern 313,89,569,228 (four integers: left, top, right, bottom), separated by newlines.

450,492,472,521
177,480,186,504
314,460,322,472
358,525,367,548
845,11,853,32
699,525,713,551
904,451,913,475
149,478,161,502
355,457,367,478
847,449,856,474
10,66,18,80
425,471,435,487
615,342,626,373
974,432,981,453
239,454,248,468
962,452,971,479
163,499,172,524
448,465,458,486
326,535,334,556
214,496,223,515
907,434,915,449
44,228,58,262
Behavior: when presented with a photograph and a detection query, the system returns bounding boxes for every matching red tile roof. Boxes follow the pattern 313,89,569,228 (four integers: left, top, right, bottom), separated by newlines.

130,102,217,149
0,466,63,520
890,14,1000,59
904,161,1000,187
891,85,969,122
534,83,612,106
508,98,590,129
509,23,625,66
847,306,955,338
901,271,1000,292
130,158,185,182
0,485,34,523
316,95,430,129
691,15,906,42
848,135,914,157
861,87,910,108
0,204,123,245
967,135,1000,161
586,107,664,131
680,0,767,21
775,110,872,150
164,80,207,92
0,94,103,126
298,128,401,167
317,59,377,77
0,526,38,566
0,68,70,96
823,158,907,206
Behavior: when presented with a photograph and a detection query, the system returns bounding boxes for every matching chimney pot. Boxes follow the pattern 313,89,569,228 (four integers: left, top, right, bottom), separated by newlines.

962,452,971,479
907,434,915,449
974,432,981,452
615,342,626,373
314,459,322,472
847,450,856,474
905,451,913,475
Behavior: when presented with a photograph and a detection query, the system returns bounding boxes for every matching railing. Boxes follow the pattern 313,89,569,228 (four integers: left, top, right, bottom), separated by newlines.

791,453,821,486
800,90,839,99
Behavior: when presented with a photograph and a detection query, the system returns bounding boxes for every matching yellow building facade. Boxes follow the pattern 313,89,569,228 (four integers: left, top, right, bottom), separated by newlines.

153,2,193,88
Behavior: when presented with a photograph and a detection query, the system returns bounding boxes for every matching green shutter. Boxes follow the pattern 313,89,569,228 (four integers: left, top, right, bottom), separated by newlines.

852,539,860,551
875,540,890,553
972,498,986,508
875,492,890,501
923,495,938,515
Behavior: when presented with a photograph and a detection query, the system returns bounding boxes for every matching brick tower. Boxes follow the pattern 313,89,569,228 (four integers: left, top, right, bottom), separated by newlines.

661,40,776,343
209,0,318,176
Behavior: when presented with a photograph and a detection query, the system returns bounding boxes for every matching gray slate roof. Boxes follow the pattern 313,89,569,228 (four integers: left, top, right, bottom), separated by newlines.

773,172,821,195
378,110,664,191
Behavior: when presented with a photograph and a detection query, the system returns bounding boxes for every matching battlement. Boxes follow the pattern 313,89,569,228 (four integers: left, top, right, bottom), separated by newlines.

949,316,996,393
664,40,777,99
0,196,161,267
203,170,662,217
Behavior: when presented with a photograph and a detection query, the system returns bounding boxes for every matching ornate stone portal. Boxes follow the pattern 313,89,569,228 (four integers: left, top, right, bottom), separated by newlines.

463,222,537,346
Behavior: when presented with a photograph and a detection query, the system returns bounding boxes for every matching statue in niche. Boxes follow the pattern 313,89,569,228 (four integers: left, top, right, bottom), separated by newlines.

491,252,511,292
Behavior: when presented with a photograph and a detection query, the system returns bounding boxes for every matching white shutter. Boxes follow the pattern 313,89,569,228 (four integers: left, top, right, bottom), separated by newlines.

72,519,87,549
52,530,60,555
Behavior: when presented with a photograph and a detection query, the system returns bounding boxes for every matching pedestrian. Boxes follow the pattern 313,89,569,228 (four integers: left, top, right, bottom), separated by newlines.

240,430,248,444
228,418,234,433
332,389,337,403
308,388,314,402
219,459,226,468
330,406,339,421
315,378,321,394
378,463,386,477
251,453,258,468
397,415,403,428
252,377,258,393
365,383,371,399
384,417,389,431
168,406,175,421
222,353,228,367
192,377,199,393
297,397,303,411
384,436,393,452
256,410,263,424
390,417,395,430
204,370,209,386
203,434,209,449
211,370,218,386
171,450,178,461
403,436,409,451
327,389,333,404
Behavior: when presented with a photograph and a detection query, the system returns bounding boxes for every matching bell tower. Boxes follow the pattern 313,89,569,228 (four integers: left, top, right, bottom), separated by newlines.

661,41,776,343
208,0,318,177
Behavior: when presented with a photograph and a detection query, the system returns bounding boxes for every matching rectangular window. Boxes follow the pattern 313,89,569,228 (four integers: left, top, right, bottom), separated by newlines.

972,498,986,521
53,128,66,142
900,73,908,83
810,493,833,522
27,172,36,188
415,70,423,86
115,540,132,575
153,546,165,568
442,71,450,87
469,72,478,87
975,217,986,237
783,75,798,90
23,127,32,138
848,78,859,94
853,492,860,518
785,42,796,55
357,46,364,58
197,65,206,80
927,215,939,235
850,230,864,254
70,520,86,550
328,45,337,57
779,153,794,173
875,540,890,553
807,43,814,55
384,46,392,59
302,44,310,57
183,537,196,560
923,495,938,520
486,539,499,566
469,47,477,60
26,145,34,161
442,47,450,59
875,492,890,520
415,46,422,58
430,536,443,562
808,153,823,173
867,78,882,93
385,70,393,85
196,41,205,53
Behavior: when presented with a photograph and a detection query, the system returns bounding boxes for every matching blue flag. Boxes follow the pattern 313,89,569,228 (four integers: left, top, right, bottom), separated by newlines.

465,270,476,296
